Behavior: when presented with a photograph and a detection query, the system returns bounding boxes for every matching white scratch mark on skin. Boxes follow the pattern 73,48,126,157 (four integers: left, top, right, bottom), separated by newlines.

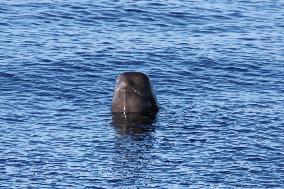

123,89,126,115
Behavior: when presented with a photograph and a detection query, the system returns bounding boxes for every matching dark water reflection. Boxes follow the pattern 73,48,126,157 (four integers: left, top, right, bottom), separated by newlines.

111,113,157,187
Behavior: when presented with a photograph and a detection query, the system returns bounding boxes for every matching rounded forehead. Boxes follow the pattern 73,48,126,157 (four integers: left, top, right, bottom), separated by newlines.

117,72,149,81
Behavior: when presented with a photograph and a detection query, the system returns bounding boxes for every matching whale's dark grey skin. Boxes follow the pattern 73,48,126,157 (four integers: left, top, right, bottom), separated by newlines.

112,113,156,135
111,72,159,114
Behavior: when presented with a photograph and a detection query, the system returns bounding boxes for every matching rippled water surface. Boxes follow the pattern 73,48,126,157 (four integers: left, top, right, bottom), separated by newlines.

1,0,284,188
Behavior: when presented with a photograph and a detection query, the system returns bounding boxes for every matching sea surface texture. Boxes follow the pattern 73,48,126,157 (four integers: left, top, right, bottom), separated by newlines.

1,0,284,188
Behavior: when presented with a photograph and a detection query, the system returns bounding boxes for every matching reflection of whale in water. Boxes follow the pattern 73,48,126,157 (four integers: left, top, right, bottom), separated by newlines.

110,112,156,184
112,113,156,135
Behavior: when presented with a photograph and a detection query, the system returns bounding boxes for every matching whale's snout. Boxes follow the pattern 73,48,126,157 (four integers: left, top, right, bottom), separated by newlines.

111,72,159,114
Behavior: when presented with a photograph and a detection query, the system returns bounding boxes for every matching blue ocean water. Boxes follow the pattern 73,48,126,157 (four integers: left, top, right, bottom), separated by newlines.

1,0,284,188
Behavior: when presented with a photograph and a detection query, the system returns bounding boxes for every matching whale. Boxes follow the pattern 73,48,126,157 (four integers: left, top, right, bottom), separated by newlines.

111,72,159,114
112,113,156,135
